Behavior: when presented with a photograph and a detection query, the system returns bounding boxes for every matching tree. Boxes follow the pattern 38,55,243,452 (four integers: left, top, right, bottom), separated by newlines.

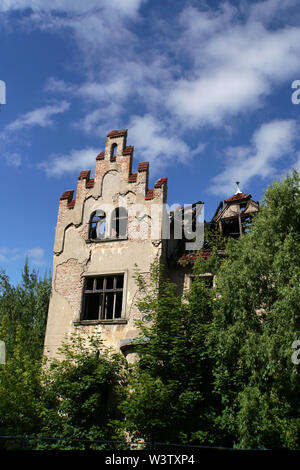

121,261,219,445
0,259,51,360
0,326,44,448
122,171,300,449
208,170,300,449
38,333,128,450
0,261,51,448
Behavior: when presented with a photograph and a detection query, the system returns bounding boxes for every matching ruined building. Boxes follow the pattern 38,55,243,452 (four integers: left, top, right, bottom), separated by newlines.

44,129,259,362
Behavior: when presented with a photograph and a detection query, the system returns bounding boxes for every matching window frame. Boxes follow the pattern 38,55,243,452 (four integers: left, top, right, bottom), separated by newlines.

78,270,128,324
111,207,128,239
89,210,107,240
87,208,128,243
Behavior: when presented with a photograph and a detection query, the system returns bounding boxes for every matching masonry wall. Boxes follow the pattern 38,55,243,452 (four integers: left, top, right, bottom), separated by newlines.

44,130,167,361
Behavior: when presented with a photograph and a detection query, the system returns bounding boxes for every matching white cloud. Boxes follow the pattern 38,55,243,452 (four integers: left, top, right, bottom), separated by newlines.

45,78,74,94
4,0,300,136
0,247,45,266
3,0,300,180
0,0,145,17
209,119,298,195
41,147,99,177
78,79,131,104
3,152,22,167
249,0,297,23
0,101,70,167
40,114,206,177
167,8,300,127
2,101,70,135
294,154,300,172
0,248,20,263
128,114,205,173
27,247,45,266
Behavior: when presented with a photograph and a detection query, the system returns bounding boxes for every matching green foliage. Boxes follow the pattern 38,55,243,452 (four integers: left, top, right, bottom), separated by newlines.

203,222,225,251
208,170,300,449
0,326,44,448
38,333,128,450
121,262,219,444
123,171,300,449
0,261,51,448
0,259,51,360
0,172,299,450
0,262,127,450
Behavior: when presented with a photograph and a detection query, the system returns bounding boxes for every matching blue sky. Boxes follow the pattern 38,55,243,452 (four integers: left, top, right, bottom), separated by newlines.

1,0,300,284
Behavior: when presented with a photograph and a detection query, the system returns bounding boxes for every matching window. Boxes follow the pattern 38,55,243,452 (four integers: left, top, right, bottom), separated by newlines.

190,273,214,288
89,210,106,239
110,143,117,161
201,274,214,288
82,274,124,321
111,207,127,239
220,218,240,239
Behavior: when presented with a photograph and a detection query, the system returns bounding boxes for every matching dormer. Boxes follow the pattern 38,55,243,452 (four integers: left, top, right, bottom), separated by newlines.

212,182,259,238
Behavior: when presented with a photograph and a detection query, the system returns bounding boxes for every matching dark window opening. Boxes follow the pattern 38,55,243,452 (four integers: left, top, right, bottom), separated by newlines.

111,207,127,239
191,274,214,288
89,210,106,239
221,218,240,239
202,276,214,288
83,274,124,321
110,143,117,161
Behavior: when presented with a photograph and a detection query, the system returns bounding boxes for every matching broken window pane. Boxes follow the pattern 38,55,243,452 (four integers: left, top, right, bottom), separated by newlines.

82,274,124,321
111,207,127,239
116,275,124,289
89,210,106,239
84,293,101,320
85,277,94,291
106,276,114,290
96,277,104,290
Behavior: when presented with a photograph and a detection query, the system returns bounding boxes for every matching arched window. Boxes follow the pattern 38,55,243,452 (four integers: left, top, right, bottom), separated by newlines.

89,210,106,239
110,143,117,161
111,207,127,239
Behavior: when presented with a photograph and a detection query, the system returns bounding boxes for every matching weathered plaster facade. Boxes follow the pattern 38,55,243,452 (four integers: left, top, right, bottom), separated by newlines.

44,131,259,362
44,130,167,361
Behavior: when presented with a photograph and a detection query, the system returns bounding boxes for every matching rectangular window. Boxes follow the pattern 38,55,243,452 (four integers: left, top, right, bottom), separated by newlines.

189,273,214,288
83,274,124,321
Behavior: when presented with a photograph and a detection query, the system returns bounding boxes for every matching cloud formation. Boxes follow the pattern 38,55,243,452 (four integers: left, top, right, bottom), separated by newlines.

210,119,299,195
128,115,205,173
3,0,300,182
40,147,99,177
0,246,45,266
0,0,145,16
0,101,70,167
2,101,70,135
167,5,300,126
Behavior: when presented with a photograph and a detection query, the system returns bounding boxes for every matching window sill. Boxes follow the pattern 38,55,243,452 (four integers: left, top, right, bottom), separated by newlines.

74,319,127,326
86,237,128,244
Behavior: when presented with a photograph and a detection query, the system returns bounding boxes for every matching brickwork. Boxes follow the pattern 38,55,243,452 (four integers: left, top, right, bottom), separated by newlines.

55,258,85,315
